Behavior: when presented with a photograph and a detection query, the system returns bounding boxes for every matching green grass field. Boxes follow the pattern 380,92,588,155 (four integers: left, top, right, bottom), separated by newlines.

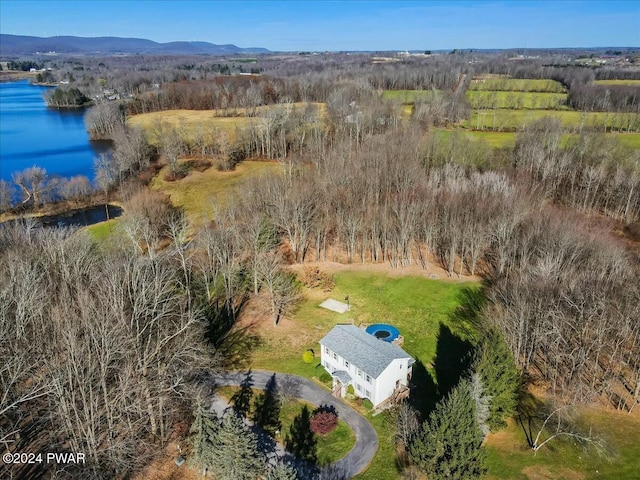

84,218,122,242
249,272,476,377
465,109,640,132
436,129,640,150
468,78,566,93
466,91,568,110
594,79,640,86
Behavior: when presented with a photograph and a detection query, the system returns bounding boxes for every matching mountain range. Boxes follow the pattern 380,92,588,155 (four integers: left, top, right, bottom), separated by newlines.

0,34,270,56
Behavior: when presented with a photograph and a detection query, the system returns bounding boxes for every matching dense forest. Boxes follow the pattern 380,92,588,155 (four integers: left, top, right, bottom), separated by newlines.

1,49,640,479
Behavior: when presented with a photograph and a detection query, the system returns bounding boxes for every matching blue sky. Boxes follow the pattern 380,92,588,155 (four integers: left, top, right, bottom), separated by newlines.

1,1,638,51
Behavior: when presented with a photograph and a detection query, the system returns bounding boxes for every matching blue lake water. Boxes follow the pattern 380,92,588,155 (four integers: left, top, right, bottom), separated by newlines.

0,80,110,183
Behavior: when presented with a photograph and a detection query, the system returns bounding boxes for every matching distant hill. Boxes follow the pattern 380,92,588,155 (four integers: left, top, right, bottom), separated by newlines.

0,34,270,56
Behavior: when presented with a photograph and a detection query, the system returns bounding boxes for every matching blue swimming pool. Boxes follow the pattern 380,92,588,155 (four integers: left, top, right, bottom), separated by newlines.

365,324,400,342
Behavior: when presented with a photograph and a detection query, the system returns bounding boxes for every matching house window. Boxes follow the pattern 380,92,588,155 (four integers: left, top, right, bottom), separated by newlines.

399,364,403,369
325,346,329,354
356,384,362,392
344,360,349,369
356,368,362,377
365,374,371,383
365,389,371,398
333,352,337,361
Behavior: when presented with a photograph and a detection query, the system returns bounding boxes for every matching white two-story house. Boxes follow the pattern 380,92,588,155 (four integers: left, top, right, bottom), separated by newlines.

319,324,415,407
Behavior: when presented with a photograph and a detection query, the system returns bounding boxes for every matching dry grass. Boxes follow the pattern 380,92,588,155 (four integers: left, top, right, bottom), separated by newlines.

151,159,279,227
128,102,326,145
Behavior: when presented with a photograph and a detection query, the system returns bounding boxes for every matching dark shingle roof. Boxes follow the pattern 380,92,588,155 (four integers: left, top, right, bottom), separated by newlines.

320,324,414,379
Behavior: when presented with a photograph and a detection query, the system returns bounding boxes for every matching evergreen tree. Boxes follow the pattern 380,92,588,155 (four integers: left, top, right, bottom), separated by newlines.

476,328,519,430
231,371,254,417
267,460,298,480
213,412,265,480
285,404,317,464
188,402,220,477
409,379,486,480
253,373,282,436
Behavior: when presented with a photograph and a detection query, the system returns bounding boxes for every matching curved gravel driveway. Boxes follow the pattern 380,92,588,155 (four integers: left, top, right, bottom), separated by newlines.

213,370,378,478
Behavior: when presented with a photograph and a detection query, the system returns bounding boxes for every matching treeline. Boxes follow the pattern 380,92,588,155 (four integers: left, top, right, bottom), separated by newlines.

7,60,42,71
45,86,92,108
568,84,640,112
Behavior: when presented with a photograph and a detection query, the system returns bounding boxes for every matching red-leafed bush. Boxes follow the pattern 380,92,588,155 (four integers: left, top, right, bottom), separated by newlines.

310,407,338,436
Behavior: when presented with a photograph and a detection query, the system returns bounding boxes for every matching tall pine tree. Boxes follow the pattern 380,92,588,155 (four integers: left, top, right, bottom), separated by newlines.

188,402,220,477
285,404,317,464
267,460,298,480
409,378,486,480
476,328,519,431
253,373,282,436
213,412,265,480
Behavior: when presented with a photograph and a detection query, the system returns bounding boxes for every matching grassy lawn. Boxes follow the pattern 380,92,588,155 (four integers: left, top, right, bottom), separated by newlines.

249,272,477,378
248,272,478,479
468,78,566,93
485,407,640,480
465,109,640,132
84,218,122,242
466,91,568,110
151,160,279,227
594,79,640,86
216,387,356,466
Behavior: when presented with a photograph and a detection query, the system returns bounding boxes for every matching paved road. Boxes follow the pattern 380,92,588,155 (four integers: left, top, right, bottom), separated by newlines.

213,370,379,478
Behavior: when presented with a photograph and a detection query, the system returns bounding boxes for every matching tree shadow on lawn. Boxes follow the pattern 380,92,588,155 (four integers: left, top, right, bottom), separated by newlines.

433,323,475,399
204,297,263,370
409,359,439,419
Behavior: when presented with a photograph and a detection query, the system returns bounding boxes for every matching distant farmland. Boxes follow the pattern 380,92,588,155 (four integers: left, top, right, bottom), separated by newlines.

466,91,568,110
468,78,566,93
594,79,640,86
465,109,640,132
128,102,325,144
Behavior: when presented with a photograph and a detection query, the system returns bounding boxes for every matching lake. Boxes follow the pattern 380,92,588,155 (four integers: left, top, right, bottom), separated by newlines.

0,80,110,183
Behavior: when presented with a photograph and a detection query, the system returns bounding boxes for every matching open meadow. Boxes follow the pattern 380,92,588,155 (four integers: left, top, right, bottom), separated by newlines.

465,109,640,132
127,102,326,145
466,91,568,110
594,79,640,86
151,160,279,227
468,78,566,93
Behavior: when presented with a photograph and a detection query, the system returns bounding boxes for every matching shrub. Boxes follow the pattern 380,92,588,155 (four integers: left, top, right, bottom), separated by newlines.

346,384,355,396
302,350,314,364
310,406,338,436
318,371,332,384
300,266,335,291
